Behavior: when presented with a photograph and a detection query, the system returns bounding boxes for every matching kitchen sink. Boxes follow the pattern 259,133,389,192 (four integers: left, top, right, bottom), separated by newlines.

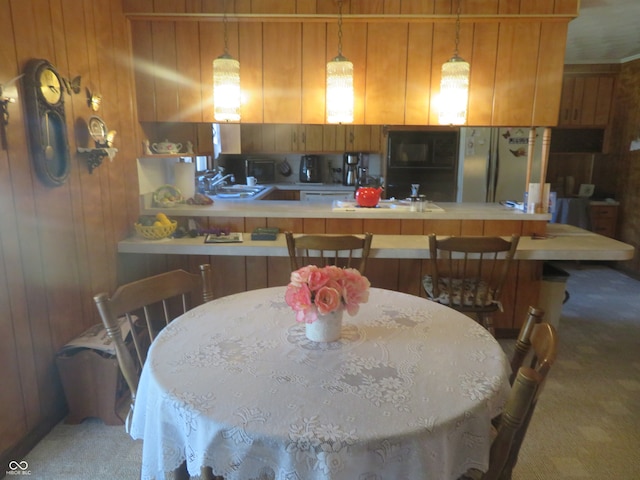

210,185,267,198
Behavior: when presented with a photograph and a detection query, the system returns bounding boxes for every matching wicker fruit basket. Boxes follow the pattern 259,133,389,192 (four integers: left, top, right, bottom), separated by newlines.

134,220,177,240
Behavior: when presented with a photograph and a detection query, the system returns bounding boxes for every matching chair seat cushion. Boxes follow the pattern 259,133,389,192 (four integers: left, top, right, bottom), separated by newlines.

422,275,496,308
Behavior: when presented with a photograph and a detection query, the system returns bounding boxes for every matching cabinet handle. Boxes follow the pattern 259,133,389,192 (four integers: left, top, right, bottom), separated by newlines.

302,132,306,144
349,132,354,143
573,108,579,121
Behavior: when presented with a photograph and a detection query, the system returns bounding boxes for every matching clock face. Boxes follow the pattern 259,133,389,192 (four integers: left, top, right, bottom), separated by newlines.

23,59,71,186
39,66,62,106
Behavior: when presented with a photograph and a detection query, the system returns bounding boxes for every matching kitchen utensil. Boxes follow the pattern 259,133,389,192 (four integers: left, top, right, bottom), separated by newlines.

355,186,383,207
152,139,182,154
278,158,292,177
343,152,360,186
299,155,322,183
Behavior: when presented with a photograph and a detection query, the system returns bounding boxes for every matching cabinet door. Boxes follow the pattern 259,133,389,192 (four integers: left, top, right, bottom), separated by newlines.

262,23,302,123
558,76,575,125
301,23,326,124
346,125,379,152
238,22,264,123
364,22,408,125
594,77,615,126
590,205,618,238
131,21,156,122
240,124,264,153
152,22,179,121
579,76,599,125
301,125,324,152
274,124,297,152
558,74,616,127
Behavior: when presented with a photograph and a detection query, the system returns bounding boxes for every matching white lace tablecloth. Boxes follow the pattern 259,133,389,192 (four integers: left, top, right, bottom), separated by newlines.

130,287,511,480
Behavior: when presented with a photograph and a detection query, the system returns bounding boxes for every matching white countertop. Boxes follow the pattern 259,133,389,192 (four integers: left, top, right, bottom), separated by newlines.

119,224,635,261
141,194,551,221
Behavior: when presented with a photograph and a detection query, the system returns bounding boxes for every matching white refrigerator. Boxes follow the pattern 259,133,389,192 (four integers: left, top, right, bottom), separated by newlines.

457,127,545,204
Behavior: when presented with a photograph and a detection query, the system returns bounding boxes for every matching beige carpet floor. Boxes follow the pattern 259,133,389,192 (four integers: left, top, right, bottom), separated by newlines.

17,262,640,480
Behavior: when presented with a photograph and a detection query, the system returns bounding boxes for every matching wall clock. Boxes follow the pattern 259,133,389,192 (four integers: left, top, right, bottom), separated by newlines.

23,59,71,186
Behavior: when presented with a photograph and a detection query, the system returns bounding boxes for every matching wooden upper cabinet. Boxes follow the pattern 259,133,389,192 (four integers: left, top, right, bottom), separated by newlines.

262,23,302,123
128,9,574,126
238,22,264,123
364,23,409,125
492,22,540,126
531,22,567,126
301,125,324,151
241,124,380,154
301,23,326,123
131,21,156,122
558,74,617,126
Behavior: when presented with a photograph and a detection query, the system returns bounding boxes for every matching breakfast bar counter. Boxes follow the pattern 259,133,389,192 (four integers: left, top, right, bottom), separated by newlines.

119,224,634,262
122,200,634,334
141,197,552,221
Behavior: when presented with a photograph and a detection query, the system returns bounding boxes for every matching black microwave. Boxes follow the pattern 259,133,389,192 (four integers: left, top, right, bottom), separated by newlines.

387,129,459,169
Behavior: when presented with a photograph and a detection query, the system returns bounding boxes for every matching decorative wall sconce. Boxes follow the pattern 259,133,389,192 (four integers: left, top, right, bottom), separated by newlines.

213,0,241,122
439,0,470,125
326,0,354,124
0,84,17,126
77,115,117,173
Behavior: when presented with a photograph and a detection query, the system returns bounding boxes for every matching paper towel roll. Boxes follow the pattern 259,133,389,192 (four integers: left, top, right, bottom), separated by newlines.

174,162,195,200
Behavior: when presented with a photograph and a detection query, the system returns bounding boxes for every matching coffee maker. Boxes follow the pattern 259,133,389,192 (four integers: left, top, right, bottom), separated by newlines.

343,152,360,186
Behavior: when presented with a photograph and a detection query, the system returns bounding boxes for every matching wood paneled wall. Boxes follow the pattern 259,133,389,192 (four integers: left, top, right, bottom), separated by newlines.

125,0,578,126
610,59,640,276
0,0,142,465
0,0,591,465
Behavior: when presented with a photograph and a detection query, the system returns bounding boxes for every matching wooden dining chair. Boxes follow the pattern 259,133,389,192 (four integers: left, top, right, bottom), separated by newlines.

93,264,215,480
285,231,373,274
93,264,213,412
461,322,558,480
422,234,520,335
509,306,545,384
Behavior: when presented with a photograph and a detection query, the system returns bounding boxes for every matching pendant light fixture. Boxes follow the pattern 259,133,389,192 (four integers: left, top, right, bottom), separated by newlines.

213,1,240,122
439,0,470,125
326,0,354,124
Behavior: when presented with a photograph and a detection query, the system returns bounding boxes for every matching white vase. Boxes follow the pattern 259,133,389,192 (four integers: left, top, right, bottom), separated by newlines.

305,309,344,342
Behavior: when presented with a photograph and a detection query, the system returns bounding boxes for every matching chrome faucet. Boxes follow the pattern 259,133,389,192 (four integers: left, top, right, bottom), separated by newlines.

206,173,235,192
197,167,235,193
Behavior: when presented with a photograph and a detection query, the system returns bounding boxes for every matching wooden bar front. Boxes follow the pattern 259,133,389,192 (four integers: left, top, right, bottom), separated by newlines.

120,216,548,336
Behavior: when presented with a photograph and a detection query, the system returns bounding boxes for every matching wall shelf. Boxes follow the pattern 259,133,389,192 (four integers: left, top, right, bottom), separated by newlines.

77,147,118,174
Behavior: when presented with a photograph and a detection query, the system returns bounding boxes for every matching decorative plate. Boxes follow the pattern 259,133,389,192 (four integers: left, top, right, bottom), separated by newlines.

153,184,184,208
88,115,108,145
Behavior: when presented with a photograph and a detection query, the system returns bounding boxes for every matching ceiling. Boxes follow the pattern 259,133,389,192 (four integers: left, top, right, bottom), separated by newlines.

564,0,640,64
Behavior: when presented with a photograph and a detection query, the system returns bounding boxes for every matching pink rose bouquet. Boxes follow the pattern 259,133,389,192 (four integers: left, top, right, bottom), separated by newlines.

285,265,370,323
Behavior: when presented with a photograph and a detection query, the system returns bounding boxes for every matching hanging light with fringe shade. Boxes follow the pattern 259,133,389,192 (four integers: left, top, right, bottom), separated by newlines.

326,0,354,124
439,0,470,125
213,2,241,122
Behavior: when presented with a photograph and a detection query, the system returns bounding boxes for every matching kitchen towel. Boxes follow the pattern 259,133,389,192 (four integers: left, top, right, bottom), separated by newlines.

173,162,195,200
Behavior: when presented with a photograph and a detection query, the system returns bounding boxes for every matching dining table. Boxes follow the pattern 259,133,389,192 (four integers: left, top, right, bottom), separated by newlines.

129,286,511,480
